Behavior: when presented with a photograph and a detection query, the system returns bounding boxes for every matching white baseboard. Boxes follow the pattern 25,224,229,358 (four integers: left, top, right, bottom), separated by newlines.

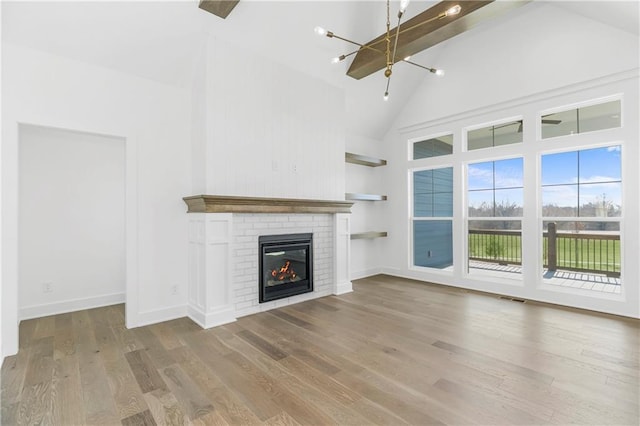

350,268,384,281
19,292,125,321
381,267,411,279
135,304,188,328
334,280,353,295
187,304,236,329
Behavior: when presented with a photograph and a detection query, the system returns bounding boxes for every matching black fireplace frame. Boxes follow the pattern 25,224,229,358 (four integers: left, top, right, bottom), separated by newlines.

259,233,313,303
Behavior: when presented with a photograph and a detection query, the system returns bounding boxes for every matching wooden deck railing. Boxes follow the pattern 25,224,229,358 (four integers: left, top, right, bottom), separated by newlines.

468,225,621,277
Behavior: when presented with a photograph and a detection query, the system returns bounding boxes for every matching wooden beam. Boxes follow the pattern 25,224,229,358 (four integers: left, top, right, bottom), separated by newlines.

347,0,530,80
198,0,240,19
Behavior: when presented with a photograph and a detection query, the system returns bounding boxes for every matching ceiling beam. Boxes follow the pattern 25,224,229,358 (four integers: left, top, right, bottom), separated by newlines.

198,0,240,19
347,0,530,80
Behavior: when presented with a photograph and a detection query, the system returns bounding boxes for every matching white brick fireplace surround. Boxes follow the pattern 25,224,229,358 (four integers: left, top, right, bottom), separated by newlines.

184,195,353,328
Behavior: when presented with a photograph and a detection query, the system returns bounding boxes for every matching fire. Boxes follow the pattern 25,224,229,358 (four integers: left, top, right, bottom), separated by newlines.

270,260,297,281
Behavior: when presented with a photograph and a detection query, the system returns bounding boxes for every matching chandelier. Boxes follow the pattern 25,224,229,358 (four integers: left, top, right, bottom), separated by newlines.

315,0,461,101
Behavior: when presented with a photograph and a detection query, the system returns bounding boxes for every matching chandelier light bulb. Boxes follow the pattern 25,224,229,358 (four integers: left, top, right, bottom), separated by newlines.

399,0,411,13
314,26,327,36
435,69,445,76
331,57,340,64
383,92,389,101
445,5,461,16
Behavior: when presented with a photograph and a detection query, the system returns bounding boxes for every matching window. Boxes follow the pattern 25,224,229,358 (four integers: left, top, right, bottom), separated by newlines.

412,167,453,269
467,120,523,151
541,146,622,217
413,134,453,159
467,158,523,278
404,83,633,314
468,158,523,217
541,100,621,139
541,145,622,293
414,168,453,217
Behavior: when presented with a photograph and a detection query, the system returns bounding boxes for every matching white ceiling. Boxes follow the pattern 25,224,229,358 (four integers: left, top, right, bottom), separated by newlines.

2,1,638,139
552,0,639,36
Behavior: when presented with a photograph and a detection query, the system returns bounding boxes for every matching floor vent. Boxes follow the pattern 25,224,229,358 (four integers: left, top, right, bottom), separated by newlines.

499,296,526,303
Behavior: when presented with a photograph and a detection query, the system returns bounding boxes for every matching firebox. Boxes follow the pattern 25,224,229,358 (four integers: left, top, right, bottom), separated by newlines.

259,233,313,303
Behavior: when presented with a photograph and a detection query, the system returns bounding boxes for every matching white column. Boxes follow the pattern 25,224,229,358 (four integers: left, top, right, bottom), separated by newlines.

187,213,236,328
333,213,353,295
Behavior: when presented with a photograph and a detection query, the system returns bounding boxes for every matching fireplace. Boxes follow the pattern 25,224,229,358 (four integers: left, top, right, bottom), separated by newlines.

259,233,313,303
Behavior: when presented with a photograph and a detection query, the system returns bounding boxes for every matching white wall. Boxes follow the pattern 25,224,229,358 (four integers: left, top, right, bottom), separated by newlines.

18,125,125,319
201,37,345,201
380,4,640,318
190,41,207,195
2,42,191,357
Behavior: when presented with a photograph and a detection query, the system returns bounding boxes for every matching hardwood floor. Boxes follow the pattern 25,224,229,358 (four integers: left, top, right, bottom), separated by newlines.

2,275,639,425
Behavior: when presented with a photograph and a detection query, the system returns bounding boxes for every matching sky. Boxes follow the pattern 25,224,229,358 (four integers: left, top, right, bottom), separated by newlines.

541,146,621,185
468,158,523,190
541,146,622,208
468,158,524,212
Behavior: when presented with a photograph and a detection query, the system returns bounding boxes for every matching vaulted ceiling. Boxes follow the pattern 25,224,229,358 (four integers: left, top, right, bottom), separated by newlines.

2,1,638,139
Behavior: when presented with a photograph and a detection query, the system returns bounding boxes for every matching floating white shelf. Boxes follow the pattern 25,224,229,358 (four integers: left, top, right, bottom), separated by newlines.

345,152,387,167
350,231,388,240
345,193,387,201
346,152,388,243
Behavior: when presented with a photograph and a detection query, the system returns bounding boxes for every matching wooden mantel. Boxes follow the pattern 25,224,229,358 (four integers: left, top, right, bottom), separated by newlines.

183,195,353,214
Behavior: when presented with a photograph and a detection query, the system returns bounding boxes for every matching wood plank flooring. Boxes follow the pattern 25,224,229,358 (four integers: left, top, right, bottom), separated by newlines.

2,275,639,425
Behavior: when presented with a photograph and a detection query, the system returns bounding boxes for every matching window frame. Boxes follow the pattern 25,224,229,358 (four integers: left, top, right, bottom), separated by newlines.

409,164,455,273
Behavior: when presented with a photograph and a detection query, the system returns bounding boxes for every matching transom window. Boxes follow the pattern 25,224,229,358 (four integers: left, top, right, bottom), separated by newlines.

413,134,453,159
541,99,621,139
467,120,523,151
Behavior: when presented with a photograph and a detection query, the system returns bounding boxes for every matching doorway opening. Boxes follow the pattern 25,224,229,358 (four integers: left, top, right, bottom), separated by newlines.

18,124,128,320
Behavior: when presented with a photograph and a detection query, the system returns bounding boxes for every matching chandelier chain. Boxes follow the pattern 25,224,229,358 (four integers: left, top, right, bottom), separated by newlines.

386,0,392,72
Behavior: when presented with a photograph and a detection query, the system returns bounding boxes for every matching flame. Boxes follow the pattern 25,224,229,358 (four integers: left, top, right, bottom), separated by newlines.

270,260,297,282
